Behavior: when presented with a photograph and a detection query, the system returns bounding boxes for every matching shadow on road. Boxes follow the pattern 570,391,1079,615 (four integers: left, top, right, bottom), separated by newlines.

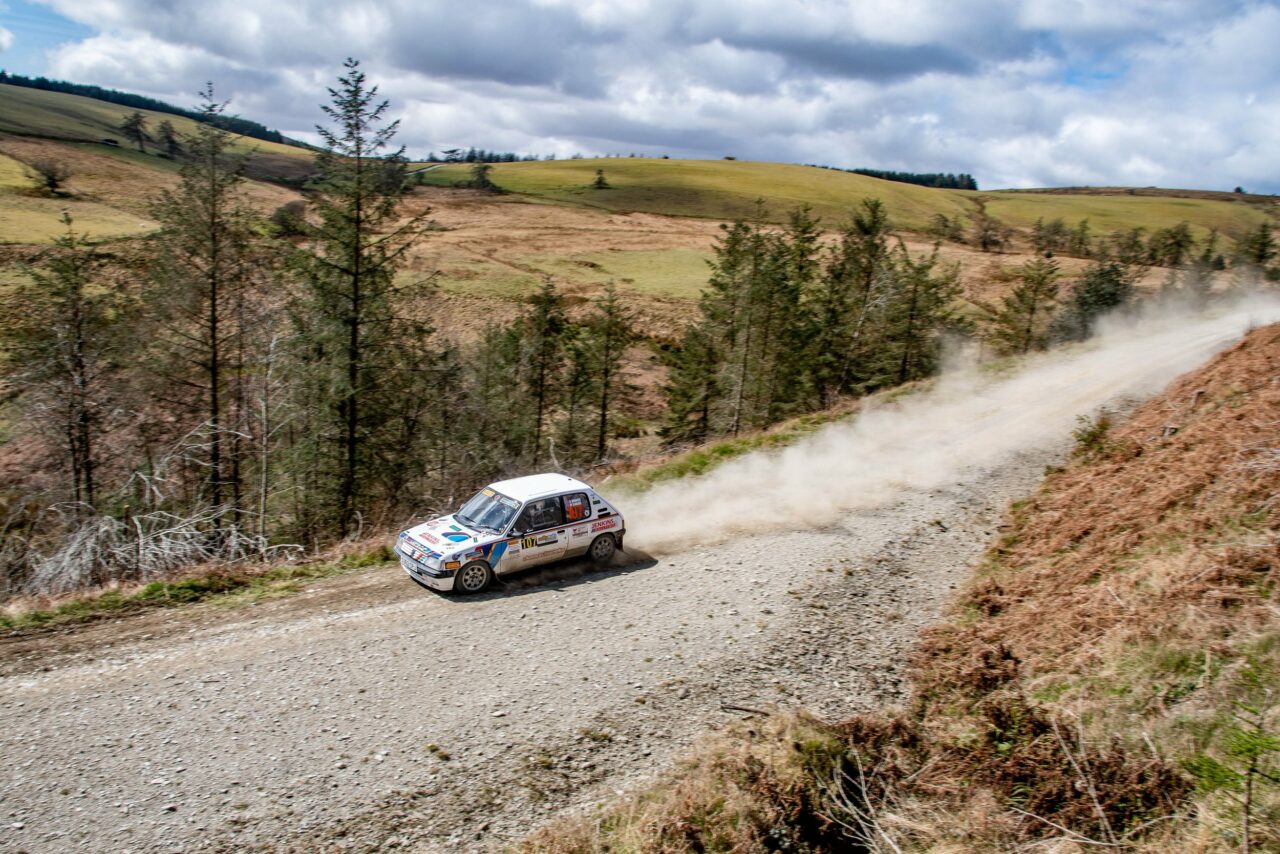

419,547,660,602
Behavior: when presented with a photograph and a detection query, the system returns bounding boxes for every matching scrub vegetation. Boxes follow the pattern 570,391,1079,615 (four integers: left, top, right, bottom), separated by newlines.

521,322,1280,853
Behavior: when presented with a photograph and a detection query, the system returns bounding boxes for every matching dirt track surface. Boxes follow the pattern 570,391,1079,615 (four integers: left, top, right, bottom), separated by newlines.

0,451,1047,853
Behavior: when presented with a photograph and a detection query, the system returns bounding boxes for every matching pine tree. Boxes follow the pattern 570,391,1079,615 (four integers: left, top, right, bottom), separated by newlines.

811,199,892,399
148,87,259,529
878,244,964,385
1237,221,1276,267
119,111,150,152
156,119,182,158
662,324,720,444
1149,221,1195,267
520,279,568,466
583,283,633,461
0,216,127,512
1068,219,1092,257
1054,260,1135,341
291,58,433,536
983,258,1061,355
469,161,499,192
1111,228,1148,266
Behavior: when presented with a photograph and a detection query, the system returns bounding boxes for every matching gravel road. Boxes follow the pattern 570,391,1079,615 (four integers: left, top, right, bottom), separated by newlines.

0,449,1048,854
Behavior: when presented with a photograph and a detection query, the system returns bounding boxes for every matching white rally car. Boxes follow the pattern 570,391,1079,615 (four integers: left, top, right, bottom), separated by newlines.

395,473,626,594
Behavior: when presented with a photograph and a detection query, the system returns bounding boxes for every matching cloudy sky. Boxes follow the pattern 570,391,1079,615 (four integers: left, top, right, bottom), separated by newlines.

1,0,1277,192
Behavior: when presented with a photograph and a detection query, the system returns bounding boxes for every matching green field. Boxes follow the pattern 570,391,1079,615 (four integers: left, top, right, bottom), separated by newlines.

0,192,156,243
417,159,974,231
529,248,713,299
0,152,29,189
979,191,1272,241
420,158,1275,242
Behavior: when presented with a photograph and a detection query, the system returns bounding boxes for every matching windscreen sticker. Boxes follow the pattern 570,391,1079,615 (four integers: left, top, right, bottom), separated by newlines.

482,488,495,497
498,495,519,509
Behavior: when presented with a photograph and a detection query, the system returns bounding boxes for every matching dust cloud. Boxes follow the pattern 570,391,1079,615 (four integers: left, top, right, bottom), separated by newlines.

621,295,1280,556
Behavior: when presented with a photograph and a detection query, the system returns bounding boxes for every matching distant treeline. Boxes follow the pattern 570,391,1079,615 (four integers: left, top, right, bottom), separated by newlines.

0,70,302,148
425,148,542,163
849,168,978,190
809,163,978,190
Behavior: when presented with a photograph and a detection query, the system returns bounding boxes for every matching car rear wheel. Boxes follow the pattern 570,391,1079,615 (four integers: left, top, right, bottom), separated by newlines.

588,534,616,566
454,561,493,594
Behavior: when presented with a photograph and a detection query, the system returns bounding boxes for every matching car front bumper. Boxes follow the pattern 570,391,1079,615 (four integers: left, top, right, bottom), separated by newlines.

397,543,457,592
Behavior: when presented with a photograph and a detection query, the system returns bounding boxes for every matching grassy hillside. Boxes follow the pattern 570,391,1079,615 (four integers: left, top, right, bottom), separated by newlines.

418,158,974,231
422,158,1275,243
981,190,1274,243
524,322,1280,853
0,83,314,181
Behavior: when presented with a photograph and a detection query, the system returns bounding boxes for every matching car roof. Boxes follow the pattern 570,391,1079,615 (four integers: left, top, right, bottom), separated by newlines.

488,473,593,502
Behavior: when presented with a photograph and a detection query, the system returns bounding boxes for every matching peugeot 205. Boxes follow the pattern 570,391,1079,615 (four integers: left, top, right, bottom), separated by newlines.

395,473,626,594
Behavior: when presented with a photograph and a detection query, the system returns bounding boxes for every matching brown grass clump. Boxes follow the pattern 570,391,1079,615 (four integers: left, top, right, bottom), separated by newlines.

517,714,851,853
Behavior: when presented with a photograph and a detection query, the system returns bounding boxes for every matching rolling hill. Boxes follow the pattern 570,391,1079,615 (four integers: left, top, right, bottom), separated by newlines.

0,83,314,182
420,157,1277,242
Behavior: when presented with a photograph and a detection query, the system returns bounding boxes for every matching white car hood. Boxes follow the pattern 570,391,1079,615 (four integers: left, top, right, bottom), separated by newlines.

404,515,500,558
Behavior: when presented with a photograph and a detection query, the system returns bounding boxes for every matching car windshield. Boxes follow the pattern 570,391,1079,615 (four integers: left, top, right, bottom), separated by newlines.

455,488,520,534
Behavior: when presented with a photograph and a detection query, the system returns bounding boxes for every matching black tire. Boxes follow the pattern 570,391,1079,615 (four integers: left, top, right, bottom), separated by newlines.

454,561,493,595
588,534,617,566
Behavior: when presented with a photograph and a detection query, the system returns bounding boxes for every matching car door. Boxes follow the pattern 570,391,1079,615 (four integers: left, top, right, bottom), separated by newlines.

561,491,597,556
512,496,569,568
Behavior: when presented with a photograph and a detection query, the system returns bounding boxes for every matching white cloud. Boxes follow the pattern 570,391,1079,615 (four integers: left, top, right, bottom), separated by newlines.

28,0,1280,192
0,25,14,52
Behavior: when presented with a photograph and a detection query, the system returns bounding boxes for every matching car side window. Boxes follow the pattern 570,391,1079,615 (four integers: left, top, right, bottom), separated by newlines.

563,492,591,522
515,497,565,533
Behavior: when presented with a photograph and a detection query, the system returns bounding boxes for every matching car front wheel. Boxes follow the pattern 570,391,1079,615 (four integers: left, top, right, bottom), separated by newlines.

588,534,617,566
454,561,493,594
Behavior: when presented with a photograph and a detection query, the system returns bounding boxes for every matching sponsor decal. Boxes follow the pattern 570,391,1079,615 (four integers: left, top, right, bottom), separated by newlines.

488,541,509,566
537,533,557,545
591,518,617,533
465,548,483,560
421,531,440,544
521,537,536,549
572,526,588,537
443,532,469,543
